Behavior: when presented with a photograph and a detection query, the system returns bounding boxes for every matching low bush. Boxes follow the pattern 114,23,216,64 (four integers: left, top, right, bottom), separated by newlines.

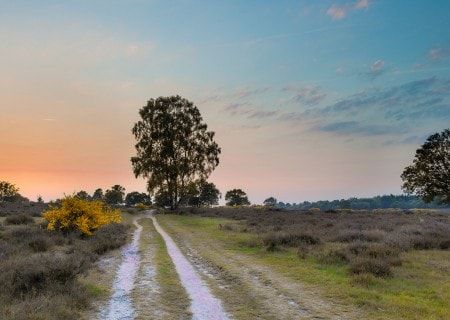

43,196,121,235
334,229,385,243
319,249,349,264
349,257,392,277
263,231,321,249
89,223,128,255
5,214,34,225
0,252,89,296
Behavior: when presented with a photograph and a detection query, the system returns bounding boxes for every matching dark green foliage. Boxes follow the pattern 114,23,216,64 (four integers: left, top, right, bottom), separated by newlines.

0,181,20,202
105,185,125,205
225,189,250,206
131,95,221,209
5,214,34,225
125,191,151,206
263,197,277,207
179,180,220,207
74,190,90,200
277,194,450,210
402,129,450,204
198,180,221,206
92,188,104,200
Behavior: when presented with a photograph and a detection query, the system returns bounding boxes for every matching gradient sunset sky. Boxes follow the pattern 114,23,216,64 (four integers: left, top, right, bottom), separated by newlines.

1,0,450,203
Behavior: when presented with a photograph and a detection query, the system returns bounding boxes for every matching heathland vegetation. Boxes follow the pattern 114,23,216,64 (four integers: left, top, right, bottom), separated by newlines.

0,96,448,319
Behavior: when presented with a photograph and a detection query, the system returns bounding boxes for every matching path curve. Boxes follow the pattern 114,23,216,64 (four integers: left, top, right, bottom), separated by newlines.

151,212,229,320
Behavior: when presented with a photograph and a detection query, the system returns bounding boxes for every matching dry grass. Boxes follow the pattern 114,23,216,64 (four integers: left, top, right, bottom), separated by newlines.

0,210,129,320
181,207,450,278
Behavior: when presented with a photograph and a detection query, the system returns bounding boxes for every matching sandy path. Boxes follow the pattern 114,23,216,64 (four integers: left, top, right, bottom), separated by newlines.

99,217,143,320
151,214,230,320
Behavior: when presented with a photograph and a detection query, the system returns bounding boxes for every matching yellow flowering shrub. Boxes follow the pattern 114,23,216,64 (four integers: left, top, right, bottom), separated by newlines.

43,196,122,235
136,203,149,211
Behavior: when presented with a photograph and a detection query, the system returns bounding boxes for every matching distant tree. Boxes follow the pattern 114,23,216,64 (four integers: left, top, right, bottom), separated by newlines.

263,197,277,207
125,191,151,206
401,129,450,204
0,181,20,202
105,185,125,205
75,190,90,200
92,188,104,200
225,189,250,206
131,95,221,209
37,195,44,203
198,180,221,206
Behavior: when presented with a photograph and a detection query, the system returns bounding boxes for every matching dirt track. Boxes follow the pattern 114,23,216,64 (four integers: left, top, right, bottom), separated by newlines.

94,211,358,320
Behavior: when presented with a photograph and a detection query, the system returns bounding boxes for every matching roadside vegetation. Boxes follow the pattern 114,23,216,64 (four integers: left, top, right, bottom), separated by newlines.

0,198,128,320
161,207,450,319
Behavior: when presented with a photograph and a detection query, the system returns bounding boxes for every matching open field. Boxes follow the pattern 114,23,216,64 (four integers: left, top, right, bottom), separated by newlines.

156,207,450,320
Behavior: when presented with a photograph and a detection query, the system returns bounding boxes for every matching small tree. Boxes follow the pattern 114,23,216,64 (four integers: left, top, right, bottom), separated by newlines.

0,181,19,202
37,195,44,203
105,185,125,205
125,191,151,206
263,197,277,207
401,129,450,204
92,188,104,200
75,190,90,200
225,189,250,206
198,180,221,206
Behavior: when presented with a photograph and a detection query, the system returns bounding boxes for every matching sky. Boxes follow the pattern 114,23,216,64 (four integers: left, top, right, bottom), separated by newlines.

1,0,449,203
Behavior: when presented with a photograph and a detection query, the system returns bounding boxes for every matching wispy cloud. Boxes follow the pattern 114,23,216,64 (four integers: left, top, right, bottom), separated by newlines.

282,85,327,106
326,0,370,20
428,47,450,62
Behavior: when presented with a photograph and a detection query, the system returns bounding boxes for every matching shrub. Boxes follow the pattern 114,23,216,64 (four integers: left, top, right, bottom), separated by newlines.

28,235,52,252
136,203,148,211
43,196,121,235
5,214,34,225
0,252,89,296
334,230,385,243
263,231,321,249
89,223,128,255
349,257,392,277
319,249,349,264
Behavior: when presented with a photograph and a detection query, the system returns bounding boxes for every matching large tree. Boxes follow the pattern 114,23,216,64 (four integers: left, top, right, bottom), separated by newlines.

225,189,250,206
131,96,221,209
401,129,450,204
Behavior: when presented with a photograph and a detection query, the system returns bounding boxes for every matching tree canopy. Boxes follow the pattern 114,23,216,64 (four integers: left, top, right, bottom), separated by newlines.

105,185,126,205
225,189,250,206
131,95,221,209
125,191,151,206
0,181,20,202
263,197,277,207
92,188,104,200
401,129,450,204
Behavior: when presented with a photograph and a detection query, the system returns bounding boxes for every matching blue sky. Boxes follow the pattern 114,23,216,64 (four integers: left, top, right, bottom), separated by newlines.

1,0,449,202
